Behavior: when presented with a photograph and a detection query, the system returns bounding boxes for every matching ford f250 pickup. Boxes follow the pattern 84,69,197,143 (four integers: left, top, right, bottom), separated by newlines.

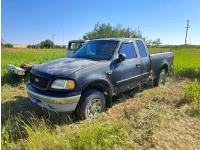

27,38,173,119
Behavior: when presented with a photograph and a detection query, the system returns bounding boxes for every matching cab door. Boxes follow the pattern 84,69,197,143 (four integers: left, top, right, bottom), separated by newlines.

135,40,150,80
115,42,142,93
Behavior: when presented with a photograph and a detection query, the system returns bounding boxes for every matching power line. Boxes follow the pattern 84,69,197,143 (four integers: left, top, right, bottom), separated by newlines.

185,20,190,45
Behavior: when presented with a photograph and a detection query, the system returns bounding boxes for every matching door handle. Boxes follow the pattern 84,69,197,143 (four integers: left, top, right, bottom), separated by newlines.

106,70,113,75
136,63,142,67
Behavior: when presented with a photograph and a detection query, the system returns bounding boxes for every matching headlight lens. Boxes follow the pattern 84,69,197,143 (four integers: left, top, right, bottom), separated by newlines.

51,80,75,90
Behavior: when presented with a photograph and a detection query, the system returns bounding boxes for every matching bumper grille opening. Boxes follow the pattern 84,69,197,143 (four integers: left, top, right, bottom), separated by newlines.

30,73,50,90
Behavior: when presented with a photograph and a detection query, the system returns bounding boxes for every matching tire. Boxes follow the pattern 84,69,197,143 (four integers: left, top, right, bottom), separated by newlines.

153,69,167,87
76,89,106,120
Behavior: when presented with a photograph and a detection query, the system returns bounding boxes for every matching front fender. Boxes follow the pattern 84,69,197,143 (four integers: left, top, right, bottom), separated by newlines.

79,74,115,95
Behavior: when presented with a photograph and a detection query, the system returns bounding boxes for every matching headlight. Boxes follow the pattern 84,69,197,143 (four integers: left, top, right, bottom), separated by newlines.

51,79,75,90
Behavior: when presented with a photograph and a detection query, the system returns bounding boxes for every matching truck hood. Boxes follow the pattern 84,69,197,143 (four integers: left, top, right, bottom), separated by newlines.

32,58,98,77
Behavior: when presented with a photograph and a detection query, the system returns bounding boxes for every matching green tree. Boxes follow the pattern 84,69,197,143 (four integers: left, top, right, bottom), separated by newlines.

1,42,4,48
4,43,13,48
83,23,142,40
152,38,161,46
39,39,55,49
27,44,39,49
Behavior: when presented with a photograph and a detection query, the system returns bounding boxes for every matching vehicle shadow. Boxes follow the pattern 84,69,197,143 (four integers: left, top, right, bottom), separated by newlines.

2,83,153,128
1,96,75,127
112,83,153,105
1,73,27,86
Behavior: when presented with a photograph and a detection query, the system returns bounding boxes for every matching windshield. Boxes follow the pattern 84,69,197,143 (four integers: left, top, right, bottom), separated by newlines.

73,40,119,60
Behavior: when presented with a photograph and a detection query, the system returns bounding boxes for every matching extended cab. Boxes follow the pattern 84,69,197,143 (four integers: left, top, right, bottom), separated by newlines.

27,38,173,119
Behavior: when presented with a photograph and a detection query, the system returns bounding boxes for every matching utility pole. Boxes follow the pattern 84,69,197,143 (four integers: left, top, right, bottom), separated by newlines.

189,37,191,45
185,20,190,45
62,30,64,46
52,33,56,44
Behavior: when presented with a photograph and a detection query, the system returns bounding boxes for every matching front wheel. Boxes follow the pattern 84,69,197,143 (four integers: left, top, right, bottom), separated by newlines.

153,69,167,86
76,89,106,120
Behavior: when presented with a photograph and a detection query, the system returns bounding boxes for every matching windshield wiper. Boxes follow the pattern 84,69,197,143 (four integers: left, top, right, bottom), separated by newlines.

82,56,99,61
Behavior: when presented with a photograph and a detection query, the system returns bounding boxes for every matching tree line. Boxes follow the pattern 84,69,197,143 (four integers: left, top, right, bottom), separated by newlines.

83,23,161,46
2,23,161,49
83,23,142,40
27,40,65,49
1,43,14,48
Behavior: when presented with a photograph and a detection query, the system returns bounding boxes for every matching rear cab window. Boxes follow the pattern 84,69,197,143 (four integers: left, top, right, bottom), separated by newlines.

119,43,137,59
136,40,148,57
68,42,84,51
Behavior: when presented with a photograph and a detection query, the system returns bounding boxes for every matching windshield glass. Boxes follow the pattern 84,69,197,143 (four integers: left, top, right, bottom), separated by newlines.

73,40,118,60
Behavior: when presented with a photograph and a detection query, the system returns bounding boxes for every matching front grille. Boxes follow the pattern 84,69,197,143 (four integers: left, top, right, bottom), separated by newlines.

30,73,50,90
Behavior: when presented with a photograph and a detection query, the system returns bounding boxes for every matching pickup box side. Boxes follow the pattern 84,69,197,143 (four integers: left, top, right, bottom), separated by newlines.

150,52,174,76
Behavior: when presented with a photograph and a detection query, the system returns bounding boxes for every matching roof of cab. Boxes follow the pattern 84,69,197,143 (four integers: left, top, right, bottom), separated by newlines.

91,38,143,42
68,38,144,44
68,40,87,43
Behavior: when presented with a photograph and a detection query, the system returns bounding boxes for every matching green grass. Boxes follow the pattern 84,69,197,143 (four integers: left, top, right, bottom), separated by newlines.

2,46,200,83
149,46,200,79
2,48,65,70
1,48,65,84
184,81,200,117
186,81,200,104
1,46,200,149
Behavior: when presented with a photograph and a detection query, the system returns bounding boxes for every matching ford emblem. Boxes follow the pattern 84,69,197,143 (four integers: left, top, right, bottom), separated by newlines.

35,78,39,83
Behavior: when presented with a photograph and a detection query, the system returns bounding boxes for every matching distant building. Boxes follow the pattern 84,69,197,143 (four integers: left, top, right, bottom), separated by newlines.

13,44,27,48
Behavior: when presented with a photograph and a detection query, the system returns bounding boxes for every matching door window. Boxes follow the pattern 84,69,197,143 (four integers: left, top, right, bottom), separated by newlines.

119,43,137,59
136,40,147,57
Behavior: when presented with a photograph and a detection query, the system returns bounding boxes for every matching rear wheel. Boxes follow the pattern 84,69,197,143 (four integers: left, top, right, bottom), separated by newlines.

76,89,106,120
153,69,167,86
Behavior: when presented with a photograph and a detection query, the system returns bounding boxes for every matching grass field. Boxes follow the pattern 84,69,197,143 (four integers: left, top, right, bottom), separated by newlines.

1,48,66,85
150,46,200,78
1,46,200,149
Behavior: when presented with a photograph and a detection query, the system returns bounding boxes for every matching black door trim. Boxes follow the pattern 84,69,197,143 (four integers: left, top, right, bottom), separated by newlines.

116,72,149,85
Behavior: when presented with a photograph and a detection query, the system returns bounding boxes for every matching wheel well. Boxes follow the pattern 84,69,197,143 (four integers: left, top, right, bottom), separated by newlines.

82,81,112,108
161,64,168,73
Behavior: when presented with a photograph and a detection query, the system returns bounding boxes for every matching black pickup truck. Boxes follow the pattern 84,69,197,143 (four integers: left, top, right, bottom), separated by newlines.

27,38,173,119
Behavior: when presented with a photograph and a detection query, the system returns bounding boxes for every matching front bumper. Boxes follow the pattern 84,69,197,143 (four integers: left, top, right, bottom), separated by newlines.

27,83,81,112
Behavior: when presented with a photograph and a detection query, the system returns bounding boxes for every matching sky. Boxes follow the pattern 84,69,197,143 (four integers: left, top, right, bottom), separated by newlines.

2,0,200,45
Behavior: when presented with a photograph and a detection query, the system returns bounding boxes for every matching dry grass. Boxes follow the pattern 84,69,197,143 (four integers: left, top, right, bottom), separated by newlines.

1,83,27,102
3,79,200,149
153,107,200,149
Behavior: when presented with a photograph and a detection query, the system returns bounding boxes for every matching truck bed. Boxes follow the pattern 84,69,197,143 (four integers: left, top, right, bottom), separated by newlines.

150,52,174,75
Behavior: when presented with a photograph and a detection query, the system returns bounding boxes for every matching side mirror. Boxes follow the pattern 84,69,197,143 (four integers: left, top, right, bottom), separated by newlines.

118,53,126,61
